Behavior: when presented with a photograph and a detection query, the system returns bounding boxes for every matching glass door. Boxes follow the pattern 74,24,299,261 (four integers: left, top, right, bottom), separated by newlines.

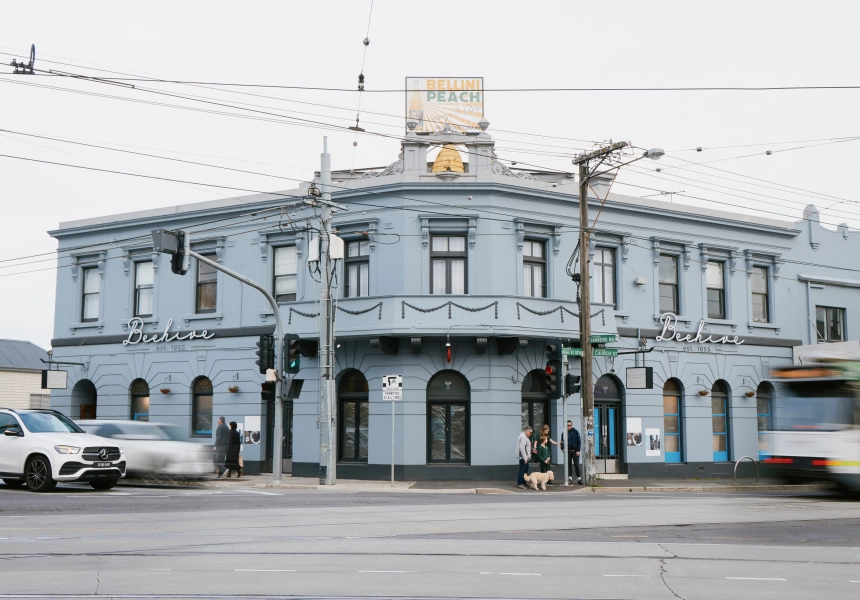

594,402,620,473
428,403,468,463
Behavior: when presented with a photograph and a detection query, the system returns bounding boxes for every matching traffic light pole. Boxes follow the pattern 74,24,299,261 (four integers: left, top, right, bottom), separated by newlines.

577,161,596,487
188,250,287,485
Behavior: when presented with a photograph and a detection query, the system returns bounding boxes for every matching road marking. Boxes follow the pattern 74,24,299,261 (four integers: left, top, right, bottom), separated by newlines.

480,572,541,576
150,569,171,571
612,535,648,538
358,570,415,573
603,574,658,578
850,580,860,583
235,569,295,572
235,490,279,496
725,577,786,581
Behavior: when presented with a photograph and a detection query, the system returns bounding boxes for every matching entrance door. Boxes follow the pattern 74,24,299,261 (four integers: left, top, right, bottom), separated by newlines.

264,382,293,474
594,402,621,473
428,403,468,463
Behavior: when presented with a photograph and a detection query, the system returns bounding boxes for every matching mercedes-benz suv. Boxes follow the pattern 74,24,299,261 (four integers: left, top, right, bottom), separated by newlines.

0,408,126,492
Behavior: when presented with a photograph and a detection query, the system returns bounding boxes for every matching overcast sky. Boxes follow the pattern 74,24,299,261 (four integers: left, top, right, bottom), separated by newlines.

2,1,859,348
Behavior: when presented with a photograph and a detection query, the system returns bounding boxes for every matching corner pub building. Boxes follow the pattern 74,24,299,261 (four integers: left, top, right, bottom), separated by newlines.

49,125,860,480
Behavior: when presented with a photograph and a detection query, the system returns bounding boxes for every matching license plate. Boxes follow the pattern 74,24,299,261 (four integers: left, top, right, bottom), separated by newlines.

93,462,111,468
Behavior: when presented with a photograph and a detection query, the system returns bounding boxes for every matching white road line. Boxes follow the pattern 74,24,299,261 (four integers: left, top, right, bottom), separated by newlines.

603,574,658,578
358,570,415,573
850,580,860,583
725,577,786,581
150,569,171,571
234,569,295,572
479,572,541,576
234,489,279,496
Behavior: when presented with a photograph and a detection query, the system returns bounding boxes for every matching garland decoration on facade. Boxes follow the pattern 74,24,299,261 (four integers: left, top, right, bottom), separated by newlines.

288,307,320,325
335,302,383,321
516,302,605,325
401,300,499,320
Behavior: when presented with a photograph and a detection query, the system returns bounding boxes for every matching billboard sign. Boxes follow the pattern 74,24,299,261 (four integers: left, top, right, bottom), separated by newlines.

406,77,484,133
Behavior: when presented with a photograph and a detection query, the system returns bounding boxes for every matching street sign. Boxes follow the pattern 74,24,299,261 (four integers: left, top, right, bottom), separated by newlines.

626,366,654,389
589,334,618,344
563,348,619,358
382,374,403,401
40,370,67,390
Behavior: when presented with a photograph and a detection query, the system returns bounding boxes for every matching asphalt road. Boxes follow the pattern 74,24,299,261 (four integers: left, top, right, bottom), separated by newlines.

1,483,859,600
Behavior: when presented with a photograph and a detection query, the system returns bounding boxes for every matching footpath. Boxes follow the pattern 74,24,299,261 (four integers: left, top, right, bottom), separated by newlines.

126,474,830,495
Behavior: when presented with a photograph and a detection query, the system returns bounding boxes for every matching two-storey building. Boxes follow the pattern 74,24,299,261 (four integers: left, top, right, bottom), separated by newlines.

48,126,860,479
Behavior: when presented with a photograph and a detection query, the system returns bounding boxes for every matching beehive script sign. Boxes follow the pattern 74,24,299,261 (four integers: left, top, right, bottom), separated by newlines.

123,317,215,345
406,77,484,133
655,313,744,345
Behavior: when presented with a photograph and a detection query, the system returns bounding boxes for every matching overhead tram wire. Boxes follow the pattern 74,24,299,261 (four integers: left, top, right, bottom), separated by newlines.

669,134,860,153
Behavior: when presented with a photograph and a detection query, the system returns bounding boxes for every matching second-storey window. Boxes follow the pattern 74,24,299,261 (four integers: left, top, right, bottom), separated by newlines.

523,240,546,298
134,261,154,317
816,306,845,342
431,236,466,294
196,256,217,313
751,266,769,322
706,261,725,319
81,267,100,322
658,255,678,314
345,240,369,298
593,248,615,305
274,246,297,303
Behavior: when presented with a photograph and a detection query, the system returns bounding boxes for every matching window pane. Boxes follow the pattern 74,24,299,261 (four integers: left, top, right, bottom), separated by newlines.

604,264,614,305
659,284,677,313
757,415,770,432
450,259,465,294
707,288,724,319
711,396,725,414
706,262,723,289
752,293,768,322
751,267,767,293
194,394,213,435
342,403,356,460
348,264,358,298
664,416,679,434
359,263,369,297
756,396,770,415
275,274,297,297
136,288,153,316
430,404,447,461
663,395,678,414
449,404,467,461
275,246,297,276
83,268,100,293
198,260,217,283
358,241,369,256
448,237,466,252
531,242,543,258
521,402,530,430
532,264,543,297
523,242,532,258
523,264,532,297
431,237,448,252
593,264,603,302
533,402,546,430
197,282,217,312
135,261,154,286
665,435,679,453
830,308,844,341
83,294,99,320
432,260,446,294
358,402,369,459
713,434,726,452
816,307,827,340
712,416,726,433
658,255,677,283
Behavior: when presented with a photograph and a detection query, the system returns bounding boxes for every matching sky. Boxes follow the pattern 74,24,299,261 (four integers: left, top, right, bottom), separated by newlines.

2,0,860,349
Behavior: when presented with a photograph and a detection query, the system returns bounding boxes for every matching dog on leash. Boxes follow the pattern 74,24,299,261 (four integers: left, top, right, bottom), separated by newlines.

524,470,554,491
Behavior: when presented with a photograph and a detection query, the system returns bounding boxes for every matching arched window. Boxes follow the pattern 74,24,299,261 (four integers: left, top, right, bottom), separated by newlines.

192,377,213,437
130,379,150,422
594,374,623,473
338,369,369,462
71,379,97,420
711,380,730,462
427,371,470,464
521,369,549,434
756,382,774,457
663,379,683,463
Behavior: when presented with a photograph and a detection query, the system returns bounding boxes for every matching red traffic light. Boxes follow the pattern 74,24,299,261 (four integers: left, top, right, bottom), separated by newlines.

545,365,555,375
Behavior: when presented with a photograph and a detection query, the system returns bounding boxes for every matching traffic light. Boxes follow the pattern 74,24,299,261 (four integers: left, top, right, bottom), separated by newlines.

544,361,562,400
285,334,301,374
545,338,563,362
170,230,188,275
255,334,275,374
565,373,582,395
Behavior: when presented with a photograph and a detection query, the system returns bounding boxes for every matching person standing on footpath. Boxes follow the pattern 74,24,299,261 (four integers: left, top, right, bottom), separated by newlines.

220,421,243,478
563,420,582,484
213,416,229,476
516,425,533,489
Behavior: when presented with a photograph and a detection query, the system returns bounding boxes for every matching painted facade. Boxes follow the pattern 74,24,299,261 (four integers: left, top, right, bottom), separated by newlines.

48,128,860,479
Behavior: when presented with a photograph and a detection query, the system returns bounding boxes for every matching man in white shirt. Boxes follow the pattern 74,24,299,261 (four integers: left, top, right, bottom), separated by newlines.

516,426,533,489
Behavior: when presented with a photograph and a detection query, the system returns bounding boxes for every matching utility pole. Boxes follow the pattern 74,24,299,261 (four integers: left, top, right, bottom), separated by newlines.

316,137,347,486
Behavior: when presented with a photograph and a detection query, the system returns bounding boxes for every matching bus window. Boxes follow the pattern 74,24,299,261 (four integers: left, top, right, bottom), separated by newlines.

773,381,855,431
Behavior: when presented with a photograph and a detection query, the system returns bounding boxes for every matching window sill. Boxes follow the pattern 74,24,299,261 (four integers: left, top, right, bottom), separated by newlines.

121,317,159,329
70,321,104,332
184,312,223,324
654,314,691,326
748,321,780,333
704,318,738,331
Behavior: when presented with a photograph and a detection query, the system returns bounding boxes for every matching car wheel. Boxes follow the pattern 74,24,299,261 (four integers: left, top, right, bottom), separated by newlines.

25,455,57,493
2,479,25,488
90,479,118,491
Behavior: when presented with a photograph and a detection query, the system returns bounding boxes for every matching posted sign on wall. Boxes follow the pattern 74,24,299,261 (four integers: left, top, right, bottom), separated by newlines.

406,77,484,133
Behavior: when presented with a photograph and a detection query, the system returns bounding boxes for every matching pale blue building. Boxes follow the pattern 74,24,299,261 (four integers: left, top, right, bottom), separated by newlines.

48,127,859,479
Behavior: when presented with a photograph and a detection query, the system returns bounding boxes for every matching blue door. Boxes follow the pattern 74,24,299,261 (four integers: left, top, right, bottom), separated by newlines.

595,401,621,473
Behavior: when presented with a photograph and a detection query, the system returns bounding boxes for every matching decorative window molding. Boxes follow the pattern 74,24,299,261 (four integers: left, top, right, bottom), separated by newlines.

621,236,630,264
553,226,562,256
516,221,525,253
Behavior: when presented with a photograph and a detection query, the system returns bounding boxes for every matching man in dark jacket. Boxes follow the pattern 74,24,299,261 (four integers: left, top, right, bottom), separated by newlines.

213,416,229,476
565,420,582,484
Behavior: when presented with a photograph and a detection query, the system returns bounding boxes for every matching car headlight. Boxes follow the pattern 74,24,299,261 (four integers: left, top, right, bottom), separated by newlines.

54,445,81,454
118,446,124,455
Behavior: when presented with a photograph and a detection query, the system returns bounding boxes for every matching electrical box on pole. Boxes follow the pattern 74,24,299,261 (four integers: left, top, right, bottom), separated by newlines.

565,373,582,395
285,334,301,374
151,229,189,275
255,334,275,374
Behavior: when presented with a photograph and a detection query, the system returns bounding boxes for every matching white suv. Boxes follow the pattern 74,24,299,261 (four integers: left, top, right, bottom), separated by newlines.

0,408,126,492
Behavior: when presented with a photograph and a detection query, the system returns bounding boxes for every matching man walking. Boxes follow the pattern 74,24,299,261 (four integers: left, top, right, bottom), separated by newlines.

565,420,582,484
516,425,533,489
214,416,229,477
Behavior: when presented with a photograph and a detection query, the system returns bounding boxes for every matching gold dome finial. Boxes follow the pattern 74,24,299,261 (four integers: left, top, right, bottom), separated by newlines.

431,144,465,174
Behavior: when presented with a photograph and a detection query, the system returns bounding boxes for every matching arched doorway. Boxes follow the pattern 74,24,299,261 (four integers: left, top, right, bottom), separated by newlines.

71,379,97,420
130,379,150,421
594,374,623,474
521,369,550,434
663,379,684,463
191,377,213,437
427,371,470,464
338,369,369,463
